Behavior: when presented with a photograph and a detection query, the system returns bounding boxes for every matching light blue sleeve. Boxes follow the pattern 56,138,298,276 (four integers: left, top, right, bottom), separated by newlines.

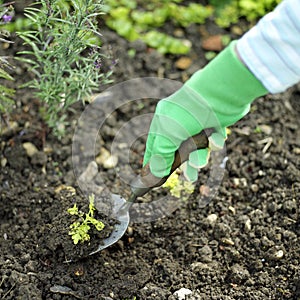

236,0,300,94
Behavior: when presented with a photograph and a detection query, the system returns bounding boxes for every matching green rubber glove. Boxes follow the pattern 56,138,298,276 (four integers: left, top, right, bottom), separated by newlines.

144,41,268,181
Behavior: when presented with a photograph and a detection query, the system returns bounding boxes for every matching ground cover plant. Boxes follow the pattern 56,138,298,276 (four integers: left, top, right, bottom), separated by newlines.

103,0,282,54
104,0,212,54
210,0,282,27
0,0,299,299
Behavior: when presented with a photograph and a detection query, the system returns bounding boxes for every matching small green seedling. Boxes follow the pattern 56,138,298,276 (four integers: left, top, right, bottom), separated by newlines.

67,194,105,245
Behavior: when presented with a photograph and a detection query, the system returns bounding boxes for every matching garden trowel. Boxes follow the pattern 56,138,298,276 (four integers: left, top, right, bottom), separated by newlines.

89,129,213,255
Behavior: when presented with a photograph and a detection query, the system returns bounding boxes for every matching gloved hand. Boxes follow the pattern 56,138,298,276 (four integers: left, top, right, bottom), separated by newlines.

143,41,268,181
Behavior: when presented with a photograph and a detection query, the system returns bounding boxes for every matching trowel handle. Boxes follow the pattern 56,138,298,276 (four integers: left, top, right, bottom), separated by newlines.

130,128,214,198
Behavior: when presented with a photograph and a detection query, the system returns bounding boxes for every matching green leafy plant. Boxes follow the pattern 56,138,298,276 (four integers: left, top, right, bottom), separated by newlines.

0,1,15,116
210,0,282,28
142,30,191,55
104,0,213,54
68,194,105,245
16,0,112,136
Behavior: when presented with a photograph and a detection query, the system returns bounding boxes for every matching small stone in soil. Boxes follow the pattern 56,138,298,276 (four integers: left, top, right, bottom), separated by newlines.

96,148,118,169
23,142,38,157
173,288,193,300
206,213,218,227
78,161,98,183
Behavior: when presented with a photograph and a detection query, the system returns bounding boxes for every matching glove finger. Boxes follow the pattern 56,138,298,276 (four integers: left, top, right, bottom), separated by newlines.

181,162,198,182
148,134,178,178
188,149,210,169
209,130,227,151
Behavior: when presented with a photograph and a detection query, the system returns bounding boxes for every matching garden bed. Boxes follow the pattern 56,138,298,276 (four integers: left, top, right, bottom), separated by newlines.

0,3,300,300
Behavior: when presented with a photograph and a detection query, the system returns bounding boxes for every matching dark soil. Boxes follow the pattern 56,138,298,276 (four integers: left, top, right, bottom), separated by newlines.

1,3,300,300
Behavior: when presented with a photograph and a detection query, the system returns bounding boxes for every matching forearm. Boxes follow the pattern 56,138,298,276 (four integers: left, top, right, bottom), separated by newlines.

236,0,300,94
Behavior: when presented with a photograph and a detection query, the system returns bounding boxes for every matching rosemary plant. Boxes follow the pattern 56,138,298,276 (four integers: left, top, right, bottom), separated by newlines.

0,1,15,116
17,0,112,136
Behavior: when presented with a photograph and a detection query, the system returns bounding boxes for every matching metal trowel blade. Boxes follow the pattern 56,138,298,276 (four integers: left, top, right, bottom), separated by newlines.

89,194,130,255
